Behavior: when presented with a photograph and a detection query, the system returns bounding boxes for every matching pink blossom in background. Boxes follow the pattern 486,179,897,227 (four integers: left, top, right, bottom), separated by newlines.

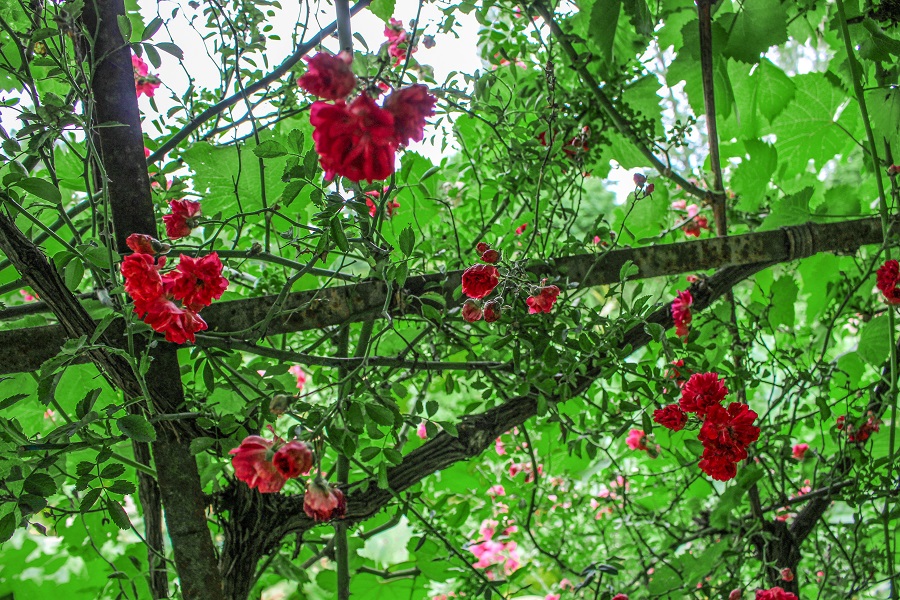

545,595,560,600
487,485,505,497
625,429,648,451
417,422,428,439
288,365,307,391
495,437,506,455
792,443,809,460
479,518,498,540
19,289,37,302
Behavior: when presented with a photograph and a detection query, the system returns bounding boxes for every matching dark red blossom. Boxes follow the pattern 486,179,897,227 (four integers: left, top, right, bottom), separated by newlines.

461,264,500,299
698,452,737,481
297,52,355,100
672,289,693,339
384,84,436,146
310,94,397,183
163,199,202,240
876,259,900,304
680,372,728,416
515,223,528,235
698,402,760,463
755,587,798,600
526,284,561,314
170,252,229,310
476,242,490,254
126,233,159,255
653,404,688,431
229,436,285,493
483,300,501,322
481,249,501,264
132,54,161,98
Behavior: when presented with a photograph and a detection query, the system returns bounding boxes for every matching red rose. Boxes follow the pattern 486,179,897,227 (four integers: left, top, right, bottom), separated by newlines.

481,249,501,264
653,404,688,431
229,436,286,493
366,194,399,218
698,452,737,481
126,233,159,255
297,52,356,100
310,94,397,183
121,252,164,302
526,284,560,314
755,587,798,600
515,223,528,235
134,296,208,344
384,84,437,146
679,372,727,416
170,252,229,310
791,443,809,460
304,478,347,521
462,299,483,322
163,199,202,240
476,242,490,254
272,440,313,479
698,402,760,463
876,260,900,304
461,264,499,299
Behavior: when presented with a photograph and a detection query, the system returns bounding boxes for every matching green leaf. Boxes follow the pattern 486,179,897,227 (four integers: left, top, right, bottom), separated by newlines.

24,473,56,497
622,0,653,37
189,437,216,455
141,16,163,41
13,177,62,203
858,315,891,366
330,218,349,252
117,14,132,41
719,0,788,64
64,259,84,290
0,512,16,543
253,140,289,159
766,73,858,173
366,403,394,426
751,59,796,123
369,0,396,22
105,497,132,530
280,179,308,206
768,277,798,329
143,43,161,69
100,463,126,480
589,0,622,67
108,480,136,495
0,393,28,410
758,187,814,231
117,414,157,443
732,140,777,212
156,42,184,60
76,388,102,420
80,488,103,512
399,226,415,257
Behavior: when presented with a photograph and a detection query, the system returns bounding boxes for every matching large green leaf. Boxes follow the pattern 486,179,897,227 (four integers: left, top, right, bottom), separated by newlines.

719,0,789,63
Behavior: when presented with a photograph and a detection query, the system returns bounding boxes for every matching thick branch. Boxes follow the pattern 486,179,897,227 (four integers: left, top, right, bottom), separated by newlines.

0,217,889,376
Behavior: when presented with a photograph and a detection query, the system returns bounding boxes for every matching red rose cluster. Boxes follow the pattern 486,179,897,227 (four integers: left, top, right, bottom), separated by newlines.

836,412,880,442
132,54,161,98
298,52,436,183
671,200,709,238
230,432,346,521
653,372,760,481
120,233,228,344
876,259,900,304
365,187,399,219
526,280,561,314
537,126,590,161
671,289,693,339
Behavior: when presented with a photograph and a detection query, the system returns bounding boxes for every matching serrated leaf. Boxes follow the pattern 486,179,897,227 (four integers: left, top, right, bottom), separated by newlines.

156,42,183,60
76,388,102,420
330,218,349,252
399,226,415,257
758,187,814,231
768,277,798,329
189,437,216,455
280,179,307,206
100,463,126,480
366,403,394,426
80,488,103,512
253,140,289,159
105,498,132,530
117,15,132,41
13,177,61,203
719,0,788,64
360,447,380,462
369,0,396,22
108,480,137,495
24,473,56,497
0,393,28,410
590,0,622,67
117,414,156,443
141,16,163,41
0,512,16,543
858,315,891,366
